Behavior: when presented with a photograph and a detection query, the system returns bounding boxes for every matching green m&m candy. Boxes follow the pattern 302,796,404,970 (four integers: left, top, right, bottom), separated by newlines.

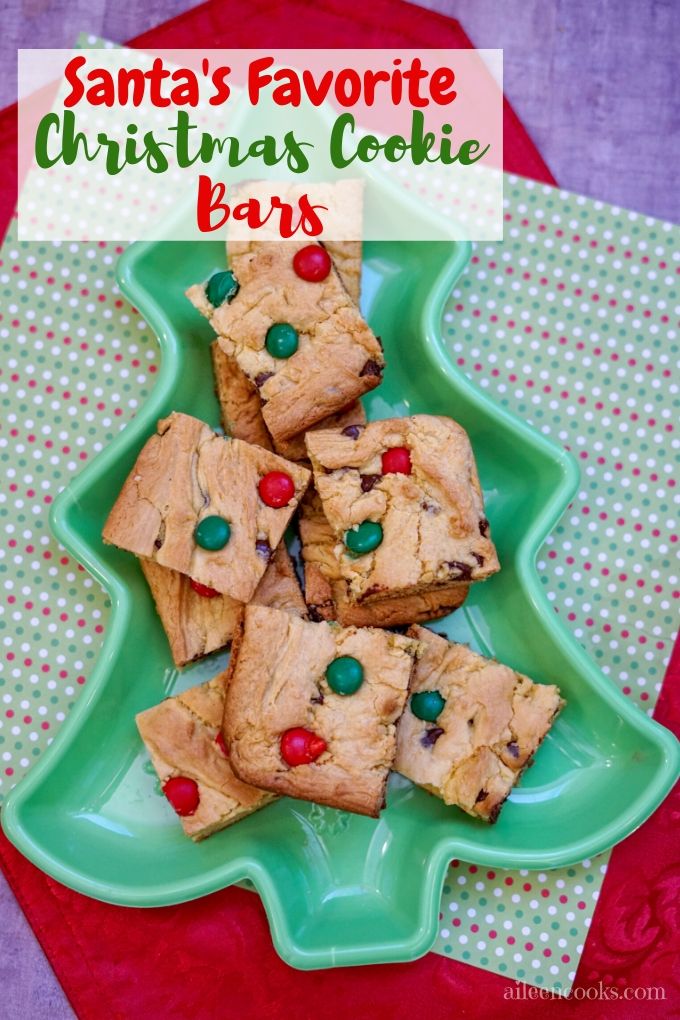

266,322,299,359
326,655,364,696
206,270,239,307
410,690,446,722
194,515,231,551
344,521,383,556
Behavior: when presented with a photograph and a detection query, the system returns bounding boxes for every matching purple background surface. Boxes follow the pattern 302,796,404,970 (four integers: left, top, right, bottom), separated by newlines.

1,1,678,1017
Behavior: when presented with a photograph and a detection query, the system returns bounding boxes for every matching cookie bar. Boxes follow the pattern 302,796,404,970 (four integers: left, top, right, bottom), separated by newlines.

192,212,363,457
223,604,420,817
189,239,384,445
211,341,274,451
102,412,310,603
394,627,564,822
140,542,307,667
299,490,469,626
273,400,366,463
305,415,499,604
211,338,366,462
205,238,364,459
136,673,275,841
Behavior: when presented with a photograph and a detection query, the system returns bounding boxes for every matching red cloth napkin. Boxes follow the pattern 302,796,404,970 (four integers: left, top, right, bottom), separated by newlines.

2,1,678,1017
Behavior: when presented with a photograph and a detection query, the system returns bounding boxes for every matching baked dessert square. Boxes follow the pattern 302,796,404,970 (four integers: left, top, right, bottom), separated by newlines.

136,673,275,841
394,627,564,822
102,412,310,603
194,223,363,459
211,339,366,462
305,415,499,604
223,604,420,817
140,542,307,667
187,239,384,445
299,489,469,626
272,400,366,463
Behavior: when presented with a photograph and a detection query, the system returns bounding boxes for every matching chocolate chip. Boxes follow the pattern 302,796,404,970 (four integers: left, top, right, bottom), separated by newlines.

421,500,441,514
254,371,274,388
359,359,382,378
153,538,163,550
420,727,444,747
467,717,475,727
311,692,325,705
154,522,166,550
363,584,386,598
479,518,489,537
472,552,485,567
360,473,381,492
446,561,473,581
507,741,519,758
475,788,488,804
341,424,364,440
307,605,325,622
255,539,273,561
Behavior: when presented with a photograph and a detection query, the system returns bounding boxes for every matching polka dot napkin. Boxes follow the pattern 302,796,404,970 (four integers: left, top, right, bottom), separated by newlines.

0,177,677,994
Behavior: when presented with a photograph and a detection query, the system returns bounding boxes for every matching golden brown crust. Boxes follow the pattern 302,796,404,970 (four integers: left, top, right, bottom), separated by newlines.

322,240,361,304
273,401,366,463
136,673,275,841
102,412,310,603
335,587,468,628
305,415,500,604
394,627,565,822
140,543,307,667
205,240,383,443
211,343,365,464
299,489,469,626
223,604,419,817
211,342,273,450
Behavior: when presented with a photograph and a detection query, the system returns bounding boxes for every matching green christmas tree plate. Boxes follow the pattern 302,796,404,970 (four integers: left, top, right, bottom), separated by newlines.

2,237,678,970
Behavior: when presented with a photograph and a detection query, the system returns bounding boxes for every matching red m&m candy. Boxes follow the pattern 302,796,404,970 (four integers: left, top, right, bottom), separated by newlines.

381,446,412,475
190,578,221,598
162,776,200,816
259,471,295,508
293,245,332,283
280,727,327,766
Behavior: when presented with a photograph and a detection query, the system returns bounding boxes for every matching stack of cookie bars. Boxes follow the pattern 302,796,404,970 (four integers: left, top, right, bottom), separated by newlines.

103,214,564,841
